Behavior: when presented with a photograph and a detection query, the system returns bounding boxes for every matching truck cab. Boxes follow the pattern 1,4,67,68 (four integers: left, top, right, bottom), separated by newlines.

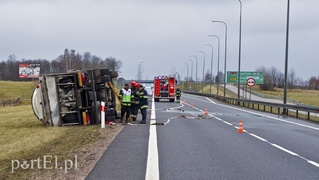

153,76,175,102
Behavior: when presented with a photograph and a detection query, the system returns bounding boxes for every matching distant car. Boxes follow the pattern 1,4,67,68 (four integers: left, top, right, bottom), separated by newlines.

145,86,153,96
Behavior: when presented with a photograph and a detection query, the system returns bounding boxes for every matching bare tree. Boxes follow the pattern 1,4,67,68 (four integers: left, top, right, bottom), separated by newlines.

204,70,214,82
256,66,274,90
104,57,123,73
270,66,279,87
288,68,296,90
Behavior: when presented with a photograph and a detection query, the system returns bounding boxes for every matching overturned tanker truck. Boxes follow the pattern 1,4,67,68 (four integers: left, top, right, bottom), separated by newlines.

31,69,119,126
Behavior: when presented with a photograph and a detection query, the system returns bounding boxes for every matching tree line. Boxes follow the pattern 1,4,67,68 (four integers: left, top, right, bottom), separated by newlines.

0,49,122,81
255,66,318,90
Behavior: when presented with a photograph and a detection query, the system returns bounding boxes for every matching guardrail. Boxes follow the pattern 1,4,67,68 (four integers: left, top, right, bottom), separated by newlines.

185,92,319,122
239,87,301,104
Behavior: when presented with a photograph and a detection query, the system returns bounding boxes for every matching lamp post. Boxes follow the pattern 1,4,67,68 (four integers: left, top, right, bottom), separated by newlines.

184,62,189,82
237,0,243,99
203,44,214,94
208,34,220,95
187,59,193,81
283,0,290,114
196,51,205,93
187,59,194,90
170,66,177,77
190,55,198,82
190,55,198,91
136,61,145,80
212,20,228,97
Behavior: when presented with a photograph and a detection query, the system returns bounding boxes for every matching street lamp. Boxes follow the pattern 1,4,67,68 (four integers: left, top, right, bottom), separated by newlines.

203,44,213,94
184,62,189,82
196,50,205,93
237,0,243,99
170,66,177,77
283,0,291,114
187,59,194,90
190,55,198,82
136,61,145,80
190,55,199,91
212,20,228,97
208,34,221,95
187,59,194,82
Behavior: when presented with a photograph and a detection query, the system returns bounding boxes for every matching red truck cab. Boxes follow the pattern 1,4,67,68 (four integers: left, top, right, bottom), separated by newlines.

154,76,175,102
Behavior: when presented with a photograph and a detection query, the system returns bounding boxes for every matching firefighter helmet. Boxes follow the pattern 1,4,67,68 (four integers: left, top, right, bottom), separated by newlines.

136,82,141,88
130,81,136,87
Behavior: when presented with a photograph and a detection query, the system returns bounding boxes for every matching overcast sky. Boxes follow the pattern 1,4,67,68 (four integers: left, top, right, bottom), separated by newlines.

0,0,318,80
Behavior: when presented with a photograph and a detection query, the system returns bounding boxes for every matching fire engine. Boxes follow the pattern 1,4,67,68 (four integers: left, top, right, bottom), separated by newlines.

153,76,176,102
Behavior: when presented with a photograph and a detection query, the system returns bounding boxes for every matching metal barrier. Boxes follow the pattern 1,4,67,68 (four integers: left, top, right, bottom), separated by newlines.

185,92,319,121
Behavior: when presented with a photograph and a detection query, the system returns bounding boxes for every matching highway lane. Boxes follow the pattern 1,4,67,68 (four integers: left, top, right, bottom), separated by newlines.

87,99,183,180
163,94,319,179
87,94,319,179
184,94,319,164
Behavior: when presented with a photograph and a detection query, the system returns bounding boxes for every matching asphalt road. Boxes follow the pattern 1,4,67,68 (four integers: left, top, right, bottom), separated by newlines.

87,94,319,180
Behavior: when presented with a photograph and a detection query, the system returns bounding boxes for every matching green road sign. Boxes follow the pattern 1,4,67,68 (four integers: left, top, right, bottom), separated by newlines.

227,71,264,84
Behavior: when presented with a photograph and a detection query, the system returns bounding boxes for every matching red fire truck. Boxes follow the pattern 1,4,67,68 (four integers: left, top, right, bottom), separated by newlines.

153,76,176,102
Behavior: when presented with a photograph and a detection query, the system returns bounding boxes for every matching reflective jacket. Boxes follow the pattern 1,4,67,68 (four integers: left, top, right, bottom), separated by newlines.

175,89,182,97
119,88,131,106
138,89,148,109
131,87,139,105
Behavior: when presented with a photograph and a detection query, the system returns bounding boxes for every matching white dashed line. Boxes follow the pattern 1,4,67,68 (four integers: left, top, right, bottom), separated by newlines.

216,102,319,131
249,133,267,142
188,100,319,169
222,121,233,126
308,161,319,168
206,97,216,104
271,144,299,156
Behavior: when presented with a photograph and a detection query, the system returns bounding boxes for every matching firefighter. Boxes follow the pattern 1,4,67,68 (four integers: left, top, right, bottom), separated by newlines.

137,84,148,124
118,84,131,123
130,81,138,121
175,87,182,102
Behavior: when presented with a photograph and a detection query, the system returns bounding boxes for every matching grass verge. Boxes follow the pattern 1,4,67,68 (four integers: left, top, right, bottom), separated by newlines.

0,105,108,179
0,81,36,105
251,86,319,107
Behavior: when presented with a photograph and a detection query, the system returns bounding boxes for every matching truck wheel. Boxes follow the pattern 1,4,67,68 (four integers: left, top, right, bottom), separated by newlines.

169,99,175,102
155,98,159,102
106,116,116,121
105,108,115,117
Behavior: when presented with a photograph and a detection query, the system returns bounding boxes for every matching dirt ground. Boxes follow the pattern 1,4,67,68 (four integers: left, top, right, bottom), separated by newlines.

31,124,124,180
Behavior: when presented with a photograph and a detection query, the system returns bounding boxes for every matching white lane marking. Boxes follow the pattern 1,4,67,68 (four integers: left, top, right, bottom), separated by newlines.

215,117,222,121
184,94,213,104
249,133,267,142
223,121,233,126
206,97,216,104
202,107,319,169
308,161,319,168
271,144,299,156
206,99,319,131
145,98,159,180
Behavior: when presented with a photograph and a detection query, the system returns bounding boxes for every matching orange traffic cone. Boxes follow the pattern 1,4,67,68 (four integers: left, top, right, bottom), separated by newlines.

204,108,208,115
191,102,194,108
237,120,244,133
184,100,186,104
